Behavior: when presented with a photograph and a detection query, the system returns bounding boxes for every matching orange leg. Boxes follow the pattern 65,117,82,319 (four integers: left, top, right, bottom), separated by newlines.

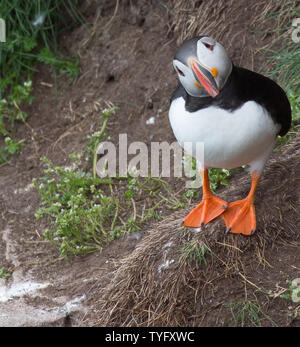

183,169,228,229
221,171,260,236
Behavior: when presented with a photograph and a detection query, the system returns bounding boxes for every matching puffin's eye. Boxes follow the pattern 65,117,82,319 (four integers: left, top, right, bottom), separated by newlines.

176,67,185,77
203,42,213,51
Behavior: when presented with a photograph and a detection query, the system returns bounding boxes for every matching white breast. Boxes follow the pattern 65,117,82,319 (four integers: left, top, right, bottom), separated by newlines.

169,97,279,170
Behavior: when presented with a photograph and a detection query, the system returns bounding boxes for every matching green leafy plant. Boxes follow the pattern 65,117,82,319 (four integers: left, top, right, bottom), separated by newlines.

4,137,24,154
208,168,231,192
0,267,12,280
0,136,25,163
182,188,200,205
280,279,300,303
183,154,233,193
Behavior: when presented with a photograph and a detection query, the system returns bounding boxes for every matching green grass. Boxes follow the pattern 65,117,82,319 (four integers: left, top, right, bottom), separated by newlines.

257,0,300,145
224,301,277,327
258,0,300,93
0,0,84,163
180,238,212,266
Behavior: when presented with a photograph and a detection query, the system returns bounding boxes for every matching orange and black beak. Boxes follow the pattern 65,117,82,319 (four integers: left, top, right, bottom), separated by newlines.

189,58,219,98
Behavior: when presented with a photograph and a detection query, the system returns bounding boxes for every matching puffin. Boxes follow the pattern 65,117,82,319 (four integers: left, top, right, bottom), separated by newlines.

169,36,291,235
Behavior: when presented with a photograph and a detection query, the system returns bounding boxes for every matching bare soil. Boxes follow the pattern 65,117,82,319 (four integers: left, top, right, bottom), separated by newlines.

0,0,299,326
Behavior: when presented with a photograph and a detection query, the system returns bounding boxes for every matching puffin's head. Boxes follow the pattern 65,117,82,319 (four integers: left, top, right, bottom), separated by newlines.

173,36,232,98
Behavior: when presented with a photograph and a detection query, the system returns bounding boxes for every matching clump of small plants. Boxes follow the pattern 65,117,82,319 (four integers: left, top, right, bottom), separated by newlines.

180,237,212,266
0,267,12,280
33,107,186,257
280,279,300,303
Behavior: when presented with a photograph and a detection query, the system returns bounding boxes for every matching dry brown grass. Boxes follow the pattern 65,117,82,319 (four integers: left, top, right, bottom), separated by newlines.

170,0,236,45
168,0,299,71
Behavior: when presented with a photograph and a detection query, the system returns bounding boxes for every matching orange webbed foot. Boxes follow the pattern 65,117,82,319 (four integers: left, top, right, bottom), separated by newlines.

183,194,228,228
221,171,260,236
221,198,256,236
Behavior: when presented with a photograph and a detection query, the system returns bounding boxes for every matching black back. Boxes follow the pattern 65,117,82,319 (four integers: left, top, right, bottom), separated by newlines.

171,65,291,136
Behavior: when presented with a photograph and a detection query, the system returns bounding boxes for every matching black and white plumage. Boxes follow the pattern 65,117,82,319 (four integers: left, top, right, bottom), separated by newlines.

168,36,291,235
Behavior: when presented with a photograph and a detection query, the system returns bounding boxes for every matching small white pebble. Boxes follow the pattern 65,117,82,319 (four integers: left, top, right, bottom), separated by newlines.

146,116,155,125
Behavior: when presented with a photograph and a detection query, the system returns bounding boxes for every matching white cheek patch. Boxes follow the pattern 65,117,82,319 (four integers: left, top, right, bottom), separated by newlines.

173,59,202,97
196,40,213,68
173,60,188,75
196,39,232,90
